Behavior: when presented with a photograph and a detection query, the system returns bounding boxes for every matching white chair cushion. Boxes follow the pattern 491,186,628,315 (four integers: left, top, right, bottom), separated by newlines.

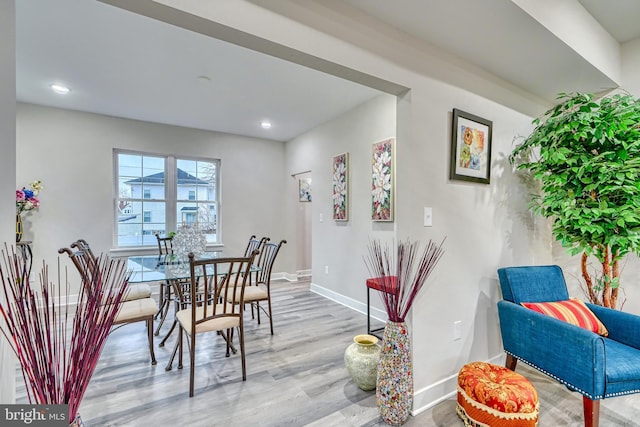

122,283,152,301
114,297,157,324
228,284,268,304
176,303,240,334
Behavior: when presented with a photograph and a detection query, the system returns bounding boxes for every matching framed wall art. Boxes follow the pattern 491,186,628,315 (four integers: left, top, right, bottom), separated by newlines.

332,152,349,221
371,138,394,221
299,178,312,202
450,108,493,184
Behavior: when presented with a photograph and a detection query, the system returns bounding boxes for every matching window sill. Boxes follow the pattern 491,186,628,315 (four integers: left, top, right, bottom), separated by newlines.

109,243,224,258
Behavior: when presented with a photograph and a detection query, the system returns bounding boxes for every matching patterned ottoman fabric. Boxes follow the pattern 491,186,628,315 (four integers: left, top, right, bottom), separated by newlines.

457,361,539,427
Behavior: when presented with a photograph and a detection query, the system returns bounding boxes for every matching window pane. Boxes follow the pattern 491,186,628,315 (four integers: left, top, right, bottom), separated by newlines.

176,158,218,243
115,151,219,247
177,202,217,243
118,201,166,246
117,152,166,247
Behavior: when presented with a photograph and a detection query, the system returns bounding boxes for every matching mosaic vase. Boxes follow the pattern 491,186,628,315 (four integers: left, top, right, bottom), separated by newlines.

376,321,412,426
344,334,381,391
69,413,85,427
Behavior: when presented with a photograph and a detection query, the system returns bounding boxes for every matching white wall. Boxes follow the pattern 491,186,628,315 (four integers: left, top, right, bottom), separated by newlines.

0,0,16,404
16,103,290,291
286,88,550,410
622,38,640,97
152,0,555,413
287,94,397,308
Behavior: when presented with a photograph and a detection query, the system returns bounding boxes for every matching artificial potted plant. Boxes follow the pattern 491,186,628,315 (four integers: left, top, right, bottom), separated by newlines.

510,92,640,308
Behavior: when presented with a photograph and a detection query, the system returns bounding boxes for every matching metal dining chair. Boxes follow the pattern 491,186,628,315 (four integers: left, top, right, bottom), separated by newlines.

167,250,259,397
72,239,153,302
154,232,175,336
229,239,286,335
59,243,157,365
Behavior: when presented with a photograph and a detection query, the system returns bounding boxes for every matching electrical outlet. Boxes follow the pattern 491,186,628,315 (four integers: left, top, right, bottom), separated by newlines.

424,207,433,227
453,320,462,340
324,265,329,275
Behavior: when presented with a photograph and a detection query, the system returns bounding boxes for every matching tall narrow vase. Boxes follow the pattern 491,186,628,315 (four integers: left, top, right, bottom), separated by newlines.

16,214,23,243
376,321,412,426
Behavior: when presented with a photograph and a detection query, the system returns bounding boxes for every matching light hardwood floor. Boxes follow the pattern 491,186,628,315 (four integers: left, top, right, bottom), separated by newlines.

16,278,640,426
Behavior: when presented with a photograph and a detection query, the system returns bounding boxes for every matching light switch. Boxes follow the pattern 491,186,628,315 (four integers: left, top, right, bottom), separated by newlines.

319,213,324,223
423,207,433,227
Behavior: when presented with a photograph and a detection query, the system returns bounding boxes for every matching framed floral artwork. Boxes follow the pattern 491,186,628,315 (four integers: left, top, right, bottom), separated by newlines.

371,138,394,221
298,178,312,202
332,152,349,221
450,108,493,184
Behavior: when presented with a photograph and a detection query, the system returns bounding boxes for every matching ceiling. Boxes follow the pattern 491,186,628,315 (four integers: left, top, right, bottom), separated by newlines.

15,0,640,142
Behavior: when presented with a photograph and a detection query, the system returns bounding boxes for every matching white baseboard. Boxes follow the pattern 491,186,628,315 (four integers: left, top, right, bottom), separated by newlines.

411,353,506,416
309,281,509,416
309,281,387,323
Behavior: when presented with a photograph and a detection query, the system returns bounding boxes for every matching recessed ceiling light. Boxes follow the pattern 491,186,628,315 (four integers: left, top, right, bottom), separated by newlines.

50,84,71,95
261,121,272,129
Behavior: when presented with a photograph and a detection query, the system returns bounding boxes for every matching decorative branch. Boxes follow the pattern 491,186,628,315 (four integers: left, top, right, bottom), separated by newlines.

364,238,445,322
0,244,130,422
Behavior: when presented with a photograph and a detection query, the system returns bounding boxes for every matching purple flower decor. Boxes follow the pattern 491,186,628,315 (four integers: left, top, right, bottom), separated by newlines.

16,180,43,215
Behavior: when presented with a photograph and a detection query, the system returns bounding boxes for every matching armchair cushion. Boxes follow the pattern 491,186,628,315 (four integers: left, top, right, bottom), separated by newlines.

521,299,608,336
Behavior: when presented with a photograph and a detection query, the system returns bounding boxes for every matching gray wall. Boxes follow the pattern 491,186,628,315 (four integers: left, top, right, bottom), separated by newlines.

16,103,289,292
0,0,16,404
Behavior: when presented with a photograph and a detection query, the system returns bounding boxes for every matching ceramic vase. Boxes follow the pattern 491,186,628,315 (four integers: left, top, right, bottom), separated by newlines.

376,321,412,426
344,334,381,391
16,214,23,243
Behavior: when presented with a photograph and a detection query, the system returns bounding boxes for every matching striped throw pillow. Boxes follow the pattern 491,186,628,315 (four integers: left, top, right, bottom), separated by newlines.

521,299,608,336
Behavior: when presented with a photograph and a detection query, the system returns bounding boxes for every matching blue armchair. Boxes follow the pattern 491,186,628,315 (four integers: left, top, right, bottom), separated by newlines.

497,265,640,427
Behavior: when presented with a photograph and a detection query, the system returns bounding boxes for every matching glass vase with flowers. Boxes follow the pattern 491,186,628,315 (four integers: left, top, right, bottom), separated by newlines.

15,180,43,242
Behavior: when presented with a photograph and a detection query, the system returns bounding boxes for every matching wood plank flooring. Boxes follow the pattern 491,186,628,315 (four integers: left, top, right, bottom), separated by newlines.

15,278,640,426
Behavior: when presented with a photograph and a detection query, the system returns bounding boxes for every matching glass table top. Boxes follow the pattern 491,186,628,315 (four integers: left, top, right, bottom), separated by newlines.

126,252,232,283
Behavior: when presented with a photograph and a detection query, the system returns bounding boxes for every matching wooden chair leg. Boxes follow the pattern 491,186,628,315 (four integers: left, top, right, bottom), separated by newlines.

147,317,157,365
505,354,517,370
256,301,262,324
583,397,600,427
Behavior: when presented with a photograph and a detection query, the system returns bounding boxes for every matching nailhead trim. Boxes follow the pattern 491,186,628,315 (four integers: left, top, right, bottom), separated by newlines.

505,351,640,399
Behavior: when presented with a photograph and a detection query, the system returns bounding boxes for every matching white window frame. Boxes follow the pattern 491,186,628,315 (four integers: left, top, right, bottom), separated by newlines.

113,149,220,250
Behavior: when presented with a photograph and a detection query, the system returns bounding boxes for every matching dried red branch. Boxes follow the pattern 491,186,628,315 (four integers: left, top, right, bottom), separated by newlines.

364,238,445,322
0,243,130,421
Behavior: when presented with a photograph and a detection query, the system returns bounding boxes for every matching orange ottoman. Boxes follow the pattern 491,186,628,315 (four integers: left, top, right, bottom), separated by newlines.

457,361,539,427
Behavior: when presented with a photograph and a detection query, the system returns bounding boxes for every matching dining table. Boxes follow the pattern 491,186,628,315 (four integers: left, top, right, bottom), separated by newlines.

126,251,234,284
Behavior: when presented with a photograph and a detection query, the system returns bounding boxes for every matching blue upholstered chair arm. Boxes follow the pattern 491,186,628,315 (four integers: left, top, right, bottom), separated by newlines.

587,303,640,350
498,300,606,397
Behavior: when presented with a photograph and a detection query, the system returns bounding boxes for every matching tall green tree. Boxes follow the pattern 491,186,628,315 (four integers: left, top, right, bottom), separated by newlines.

511,92,640,308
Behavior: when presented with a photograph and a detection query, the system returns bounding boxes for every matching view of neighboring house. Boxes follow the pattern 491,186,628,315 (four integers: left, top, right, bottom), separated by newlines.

118,168,217,246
